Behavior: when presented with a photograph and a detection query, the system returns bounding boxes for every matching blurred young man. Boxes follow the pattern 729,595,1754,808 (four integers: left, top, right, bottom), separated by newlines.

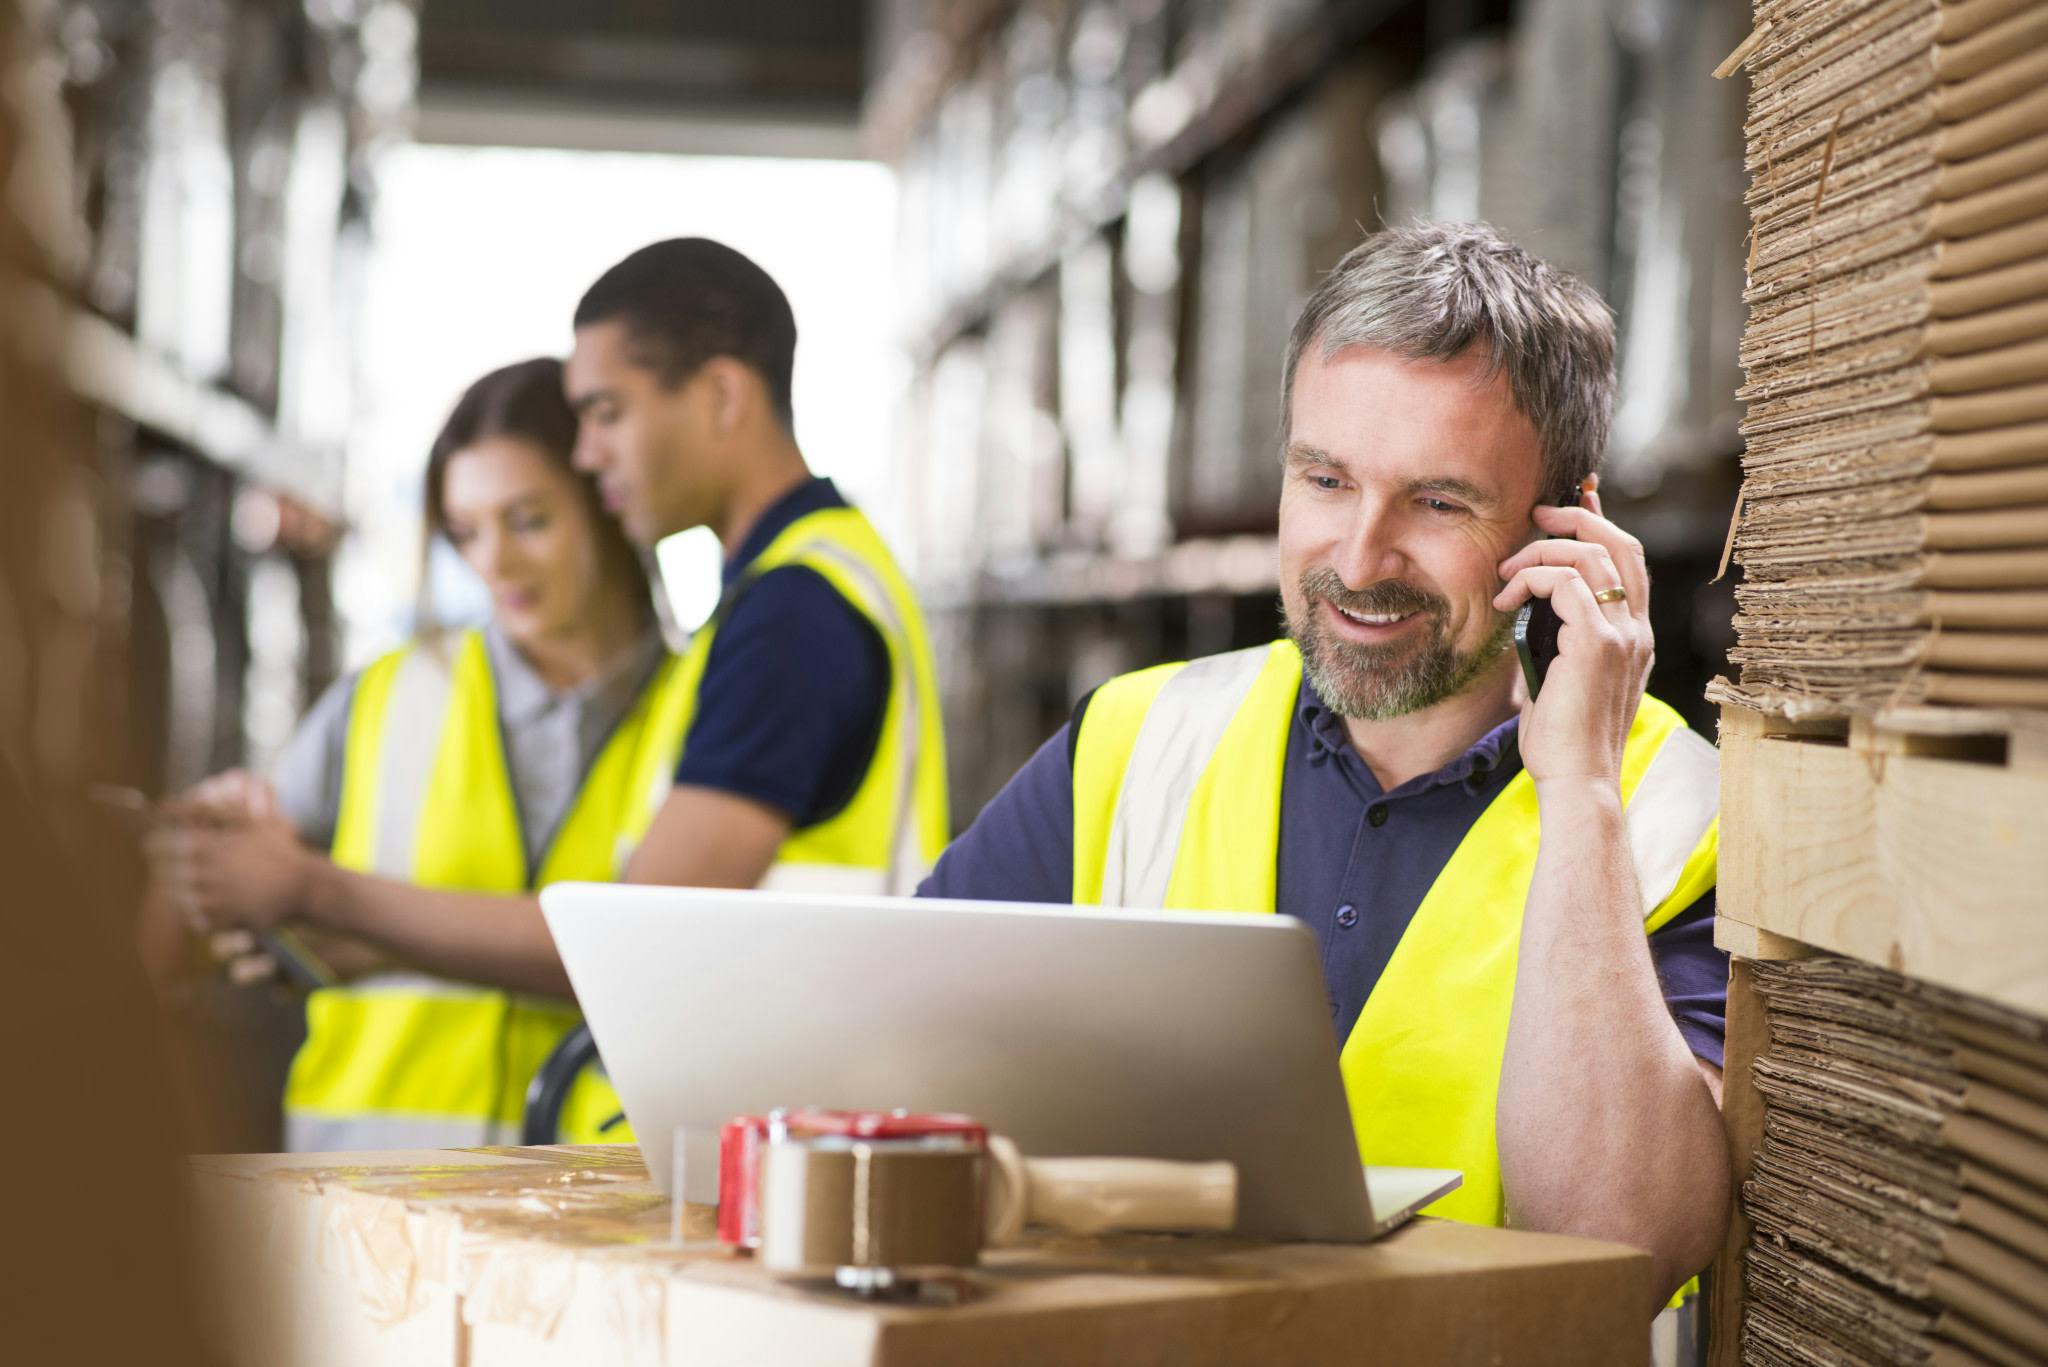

565,238,948,895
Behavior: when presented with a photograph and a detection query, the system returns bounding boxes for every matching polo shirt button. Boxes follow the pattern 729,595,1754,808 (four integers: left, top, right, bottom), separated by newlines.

1335,904,1359,929
1367,804,1389,828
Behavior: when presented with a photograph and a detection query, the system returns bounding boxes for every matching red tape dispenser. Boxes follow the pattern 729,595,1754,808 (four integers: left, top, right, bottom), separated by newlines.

716,1107,1237,1299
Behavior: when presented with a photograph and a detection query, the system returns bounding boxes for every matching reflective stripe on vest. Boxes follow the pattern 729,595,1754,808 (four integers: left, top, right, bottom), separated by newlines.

284,630,692,1151
674,505,950,895
1071,639,1720,1227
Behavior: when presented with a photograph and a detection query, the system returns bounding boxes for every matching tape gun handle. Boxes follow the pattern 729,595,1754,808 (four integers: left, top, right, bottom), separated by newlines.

983,1134,1238,1243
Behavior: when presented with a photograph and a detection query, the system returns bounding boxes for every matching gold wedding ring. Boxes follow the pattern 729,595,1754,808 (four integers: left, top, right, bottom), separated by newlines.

1592,585,1628,605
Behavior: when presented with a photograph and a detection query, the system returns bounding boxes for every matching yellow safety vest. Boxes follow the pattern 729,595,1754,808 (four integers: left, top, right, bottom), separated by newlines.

285,504,948,1151
1071,639,1719,1227
675,505,951,894
284,628,693,1150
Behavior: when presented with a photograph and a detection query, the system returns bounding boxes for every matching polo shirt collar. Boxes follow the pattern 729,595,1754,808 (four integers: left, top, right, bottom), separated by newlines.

483,620,665,725
1295,671,1521,794
722,475,847,586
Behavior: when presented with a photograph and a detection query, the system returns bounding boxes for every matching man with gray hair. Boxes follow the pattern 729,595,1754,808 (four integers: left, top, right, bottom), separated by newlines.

922,221,1728,1310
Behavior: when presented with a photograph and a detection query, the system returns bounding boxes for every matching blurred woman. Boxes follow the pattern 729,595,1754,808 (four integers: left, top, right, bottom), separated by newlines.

153,357,682,1148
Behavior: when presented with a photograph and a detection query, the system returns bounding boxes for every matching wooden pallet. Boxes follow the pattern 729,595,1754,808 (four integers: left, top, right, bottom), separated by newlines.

1710,703,2048,1365
1715,703,2048,1018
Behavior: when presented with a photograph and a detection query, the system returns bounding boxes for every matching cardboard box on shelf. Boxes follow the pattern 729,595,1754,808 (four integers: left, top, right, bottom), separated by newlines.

188,1145,1652,1367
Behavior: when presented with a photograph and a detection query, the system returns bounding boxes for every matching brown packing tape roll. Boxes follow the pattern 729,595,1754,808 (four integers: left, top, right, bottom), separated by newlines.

1937,214,2048,279
1941,85,2048,165
1939,130,2048,202
1923,671,2048,705
1931,381,2048,431
1965,1161,2048,1227
1917,592,2048,628
1930,255,2048,319
1936,3,2048,84
1932,168,2048,241
1927,465,2048,508
1939,44,2048,124
1939,0,2041,45
1930,423,2048,471
754,1140,982,1273
1923,634,2048,672
1923,504,2048,548
1959,1193,2048,1270
1928,1265,2048,1358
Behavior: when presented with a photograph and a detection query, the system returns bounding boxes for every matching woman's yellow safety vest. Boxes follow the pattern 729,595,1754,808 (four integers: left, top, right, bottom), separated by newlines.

1071,639,1720,1227
284,628,693,1150
285,506,949,1150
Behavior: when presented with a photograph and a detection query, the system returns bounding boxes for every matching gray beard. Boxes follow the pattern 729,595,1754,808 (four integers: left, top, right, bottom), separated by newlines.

1285,571,1514,721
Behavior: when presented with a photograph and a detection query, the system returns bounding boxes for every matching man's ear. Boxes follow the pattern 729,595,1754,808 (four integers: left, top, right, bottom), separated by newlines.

702,358,753,434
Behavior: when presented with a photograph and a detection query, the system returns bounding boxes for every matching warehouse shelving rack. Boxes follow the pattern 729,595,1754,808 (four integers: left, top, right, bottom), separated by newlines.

868,0,1746,823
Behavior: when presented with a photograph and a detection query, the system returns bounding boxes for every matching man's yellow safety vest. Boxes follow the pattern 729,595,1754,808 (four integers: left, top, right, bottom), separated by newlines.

1070,639,1719,1227
677,506,951,895
285,506,949,1150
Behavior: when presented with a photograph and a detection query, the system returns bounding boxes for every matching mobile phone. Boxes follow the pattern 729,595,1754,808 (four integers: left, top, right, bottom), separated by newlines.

1512,486,1583,700
1513,600,1561,700
93,784,338,991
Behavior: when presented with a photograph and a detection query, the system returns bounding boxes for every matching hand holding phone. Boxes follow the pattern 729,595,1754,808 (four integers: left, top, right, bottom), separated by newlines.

1512,484,1584,700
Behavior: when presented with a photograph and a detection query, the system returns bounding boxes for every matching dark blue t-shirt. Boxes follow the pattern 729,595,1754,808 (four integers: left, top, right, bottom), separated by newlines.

920,675,1730,1067
672,477,890,826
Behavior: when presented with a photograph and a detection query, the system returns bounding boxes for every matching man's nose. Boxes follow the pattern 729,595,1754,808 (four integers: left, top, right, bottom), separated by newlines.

571,426,603,472
1330,497,1408,589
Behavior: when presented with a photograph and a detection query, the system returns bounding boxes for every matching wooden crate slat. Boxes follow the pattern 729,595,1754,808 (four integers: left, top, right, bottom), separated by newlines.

1718,704,2048,1019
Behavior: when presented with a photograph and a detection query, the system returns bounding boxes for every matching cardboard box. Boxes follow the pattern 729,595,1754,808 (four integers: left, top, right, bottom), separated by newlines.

188,1145,1651,1366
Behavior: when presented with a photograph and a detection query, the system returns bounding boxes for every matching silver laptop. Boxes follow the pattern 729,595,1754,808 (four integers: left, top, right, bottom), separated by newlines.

541,884,1459,1241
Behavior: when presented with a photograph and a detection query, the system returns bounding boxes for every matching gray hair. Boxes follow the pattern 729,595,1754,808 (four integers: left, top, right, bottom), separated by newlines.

1282,221,1616,504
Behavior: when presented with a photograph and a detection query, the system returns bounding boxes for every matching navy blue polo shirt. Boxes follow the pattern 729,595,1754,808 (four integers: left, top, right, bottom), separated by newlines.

671,477,891,826
919,673,1729,1067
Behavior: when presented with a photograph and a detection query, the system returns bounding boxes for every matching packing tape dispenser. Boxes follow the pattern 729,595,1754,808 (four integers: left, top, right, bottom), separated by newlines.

714,1108,1237,1297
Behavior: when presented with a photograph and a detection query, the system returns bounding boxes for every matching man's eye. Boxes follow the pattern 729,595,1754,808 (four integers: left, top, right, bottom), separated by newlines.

1310,474,1344,491
1421,498,1464,514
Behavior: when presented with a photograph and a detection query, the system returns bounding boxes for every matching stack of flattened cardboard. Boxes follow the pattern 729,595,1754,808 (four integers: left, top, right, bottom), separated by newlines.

1715,0,2048,714
1742,956,2048,1366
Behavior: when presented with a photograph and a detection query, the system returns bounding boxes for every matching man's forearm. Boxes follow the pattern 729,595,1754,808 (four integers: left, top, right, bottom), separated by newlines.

301,860,573,999
1496,779,1728,1310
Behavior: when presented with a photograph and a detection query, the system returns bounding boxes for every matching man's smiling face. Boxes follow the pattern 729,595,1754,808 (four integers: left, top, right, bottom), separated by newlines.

1278,342,1546,721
